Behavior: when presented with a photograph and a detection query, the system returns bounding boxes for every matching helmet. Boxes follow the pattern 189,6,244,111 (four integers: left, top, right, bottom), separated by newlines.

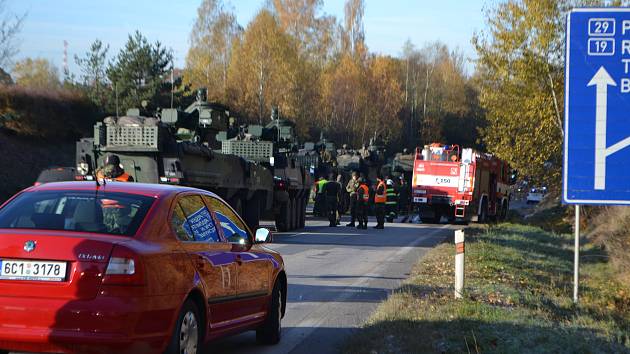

104,154,121,166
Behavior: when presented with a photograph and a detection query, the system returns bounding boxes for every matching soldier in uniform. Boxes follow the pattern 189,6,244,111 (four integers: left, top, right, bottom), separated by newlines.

345,171,359,227
322,173,341,227
96,154,134,182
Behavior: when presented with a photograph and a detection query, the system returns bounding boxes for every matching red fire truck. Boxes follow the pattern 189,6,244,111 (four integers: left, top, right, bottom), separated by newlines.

411,143,512,223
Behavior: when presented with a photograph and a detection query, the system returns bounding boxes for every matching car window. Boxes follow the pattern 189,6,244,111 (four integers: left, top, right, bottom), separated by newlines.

176,195,221,243
203,196,249,245
171,203,193,242
0,191,154,236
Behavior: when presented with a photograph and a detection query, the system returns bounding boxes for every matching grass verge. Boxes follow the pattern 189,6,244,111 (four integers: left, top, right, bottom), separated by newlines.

342,223,630,353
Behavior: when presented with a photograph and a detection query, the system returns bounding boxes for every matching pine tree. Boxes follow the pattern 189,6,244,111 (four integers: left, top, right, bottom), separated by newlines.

106,31,173,114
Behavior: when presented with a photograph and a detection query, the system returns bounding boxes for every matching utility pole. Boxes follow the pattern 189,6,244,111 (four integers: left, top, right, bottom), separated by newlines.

170,62,174,109
115,82,119,117
63,40,69,80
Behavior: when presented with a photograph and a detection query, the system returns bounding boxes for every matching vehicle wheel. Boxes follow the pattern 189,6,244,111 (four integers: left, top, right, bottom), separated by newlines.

275,201,290,232
291,197,298,230
243,196,260,231
286,197,294,231
165,300,202,354
256,282,282,345
298,197,306,228
433,211,442,224
479,201,488,223
500,201,508,220
231,197,243,216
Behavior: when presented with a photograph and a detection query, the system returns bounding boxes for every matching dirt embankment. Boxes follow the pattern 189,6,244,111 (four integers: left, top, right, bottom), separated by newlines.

0,130,74,202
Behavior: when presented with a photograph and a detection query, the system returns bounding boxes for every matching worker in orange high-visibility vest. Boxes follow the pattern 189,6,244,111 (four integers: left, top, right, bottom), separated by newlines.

355,177,369,229
96,154,134,182
373,175,387,229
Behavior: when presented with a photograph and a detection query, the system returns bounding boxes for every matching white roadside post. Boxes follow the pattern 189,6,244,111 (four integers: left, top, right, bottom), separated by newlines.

574,205,580,303
454,229,465,299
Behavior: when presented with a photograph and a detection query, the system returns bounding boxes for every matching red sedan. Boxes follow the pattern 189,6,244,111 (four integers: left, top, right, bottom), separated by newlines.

0,182,286,354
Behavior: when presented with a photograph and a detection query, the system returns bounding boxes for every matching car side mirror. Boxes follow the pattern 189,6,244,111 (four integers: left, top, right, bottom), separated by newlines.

254,228,272,244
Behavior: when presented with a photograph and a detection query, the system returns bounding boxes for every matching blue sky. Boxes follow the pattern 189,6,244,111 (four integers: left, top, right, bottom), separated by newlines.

9,0,488,75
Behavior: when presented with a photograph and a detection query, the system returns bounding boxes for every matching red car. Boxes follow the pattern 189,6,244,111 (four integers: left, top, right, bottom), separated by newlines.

0,182,286,354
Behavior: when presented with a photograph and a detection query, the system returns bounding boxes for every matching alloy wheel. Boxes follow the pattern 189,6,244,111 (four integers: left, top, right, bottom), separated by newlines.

179,311,199,354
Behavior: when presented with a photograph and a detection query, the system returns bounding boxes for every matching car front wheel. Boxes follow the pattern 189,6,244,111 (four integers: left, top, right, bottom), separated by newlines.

166,300,201,354
256,282,282,345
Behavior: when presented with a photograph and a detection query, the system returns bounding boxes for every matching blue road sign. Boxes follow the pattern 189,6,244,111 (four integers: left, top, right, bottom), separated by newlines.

564,8,630,205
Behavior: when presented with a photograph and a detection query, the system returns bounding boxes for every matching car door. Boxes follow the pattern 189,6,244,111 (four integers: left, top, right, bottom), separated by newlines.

204,196,274,318
171,194,237,325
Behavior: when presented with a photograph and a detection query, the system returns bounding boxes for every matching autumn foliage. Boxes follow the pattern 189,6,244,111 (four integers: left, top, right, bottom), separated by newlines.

185,0,480,149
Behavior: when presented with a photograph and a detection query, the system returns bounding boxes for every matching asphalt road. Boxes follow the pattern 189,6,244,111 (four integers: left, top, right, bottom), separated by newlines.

208,216,455,354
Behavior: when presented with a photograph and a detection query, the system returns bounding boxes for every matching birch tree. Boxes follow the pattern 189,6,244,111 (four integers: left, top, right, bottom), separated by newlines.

185,0,241,102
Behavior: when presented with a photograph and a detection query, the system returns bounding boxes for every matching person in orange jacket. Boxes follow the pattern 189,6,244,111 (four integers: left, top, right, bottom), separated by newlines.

373,175,387,229
355,177,369,229
96,154,134,182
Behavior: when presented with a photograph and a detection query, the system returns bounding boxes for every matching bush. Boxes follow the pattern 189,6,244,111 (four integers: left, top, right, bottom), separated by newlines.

590,207,630,282
0,85,100,138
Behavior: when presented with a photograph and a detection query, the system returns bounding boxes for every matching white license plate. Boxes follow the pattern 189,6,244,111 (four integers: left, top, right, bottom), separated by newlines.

414,197,428,203
0,259,67,282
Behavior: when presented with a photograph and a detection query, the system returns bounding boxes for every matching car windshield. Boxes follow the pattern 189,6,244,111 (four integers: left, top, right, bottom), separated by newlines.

0,190,155,236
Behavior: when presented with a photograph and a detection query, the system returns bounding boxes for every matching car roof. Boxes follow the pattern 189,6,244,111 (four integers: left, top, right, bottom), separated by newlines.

25,181,219,199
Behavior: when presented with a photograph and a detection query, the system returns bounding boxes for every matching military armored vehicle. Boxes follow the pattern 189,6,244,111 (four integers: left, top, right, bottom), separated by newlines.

391,148,415,181
75,89,308,231
217,107,311,231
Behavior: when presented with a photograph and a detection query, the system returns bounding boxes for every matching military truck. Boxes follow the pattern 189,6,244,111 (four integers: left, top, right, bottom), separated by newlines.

75,90,309,231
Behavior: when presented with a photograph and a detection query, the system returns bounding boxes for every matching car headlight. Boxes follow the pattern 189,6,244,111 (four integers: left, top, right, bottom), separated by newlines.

77,162,89,176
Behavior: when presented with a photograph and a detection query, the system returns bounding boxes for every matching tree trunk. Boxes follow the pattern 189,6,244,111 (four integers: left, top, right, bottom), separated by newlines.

258,63,264,124
423,66,431,119
546,63,564,138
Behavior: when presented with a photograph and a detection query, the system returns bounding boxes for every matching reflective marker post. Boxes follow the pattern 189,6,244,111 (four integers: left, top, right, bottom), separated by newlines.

574,205,580,304
454,230,465,299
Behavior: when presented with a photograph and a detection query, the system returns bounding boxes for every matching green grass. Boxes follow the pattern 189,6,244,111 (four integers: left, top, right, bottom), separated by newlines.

342,223,630,353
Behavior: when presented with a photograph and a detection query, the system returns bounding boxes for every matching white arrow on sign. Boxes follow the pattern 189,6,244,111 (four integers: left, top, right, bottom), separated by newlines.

587,66,630,190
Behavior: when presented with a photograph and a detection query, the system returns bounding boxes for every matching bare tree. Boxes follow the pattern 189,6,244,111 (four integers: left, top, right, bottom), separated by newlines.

343,0,365,57
0,0,25,69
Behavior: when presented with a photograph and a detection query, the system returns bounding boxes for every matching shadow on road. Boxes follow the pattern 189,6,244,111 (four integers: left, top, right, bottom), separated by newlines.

274,229,447,248
290,274,405,281
207,326,356,354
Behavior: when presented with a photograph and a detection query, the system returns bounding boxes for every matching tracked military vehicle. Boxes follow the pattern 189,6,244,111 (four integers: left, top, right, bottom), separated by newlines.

75,90,308,231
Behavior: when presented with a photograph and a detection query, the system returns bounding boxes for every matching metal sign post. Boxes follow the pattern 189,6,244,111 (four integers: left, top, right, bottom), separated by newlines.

574,205,580,303
564,8,630,304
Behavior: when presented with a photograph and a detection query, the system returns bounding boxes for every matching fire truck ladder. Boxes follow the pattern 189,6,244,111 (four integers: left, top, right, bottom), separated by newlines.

455,158,472,219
